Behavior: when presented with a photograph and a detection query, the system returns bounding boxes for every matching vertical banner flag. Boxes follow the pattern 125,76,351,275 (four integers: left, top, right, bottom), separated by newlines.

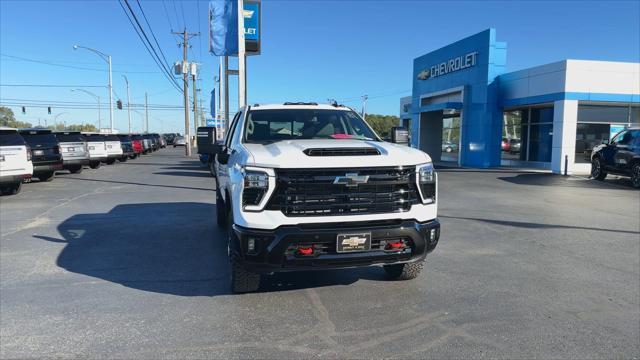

210,0,261,56
209,0,238,56
210,89,216,120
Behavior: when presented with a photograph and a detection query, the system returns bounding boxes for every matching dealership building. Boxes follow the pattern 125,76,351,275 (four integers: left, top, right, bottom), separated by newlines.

399,28,639,174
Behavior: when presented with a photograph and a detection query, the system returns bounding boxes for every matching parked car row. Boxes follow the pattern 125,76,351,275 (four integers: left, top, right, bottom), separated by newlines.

0,127,166,195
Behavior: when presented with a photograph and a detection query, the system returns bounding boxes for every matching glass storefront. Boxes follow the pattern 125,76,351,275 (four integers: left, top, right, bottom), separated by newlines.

502,106,553,163
574,104,640,163
441,114,460,162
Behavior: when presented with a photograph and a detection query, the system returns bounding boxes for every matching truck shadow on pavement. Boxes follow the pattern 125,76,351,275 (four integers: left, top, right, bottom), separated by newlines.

497,173,636,190
34,202,372,296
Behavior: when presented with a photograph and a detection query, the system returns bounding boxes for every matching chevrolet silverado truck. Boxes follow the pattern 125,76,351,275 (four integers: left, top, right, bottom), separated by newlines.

213,103,440,293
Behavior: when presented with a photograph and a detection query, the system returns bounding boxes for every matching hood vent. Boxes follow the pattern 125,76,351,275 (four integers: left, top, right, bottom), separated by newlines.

303,147,381,156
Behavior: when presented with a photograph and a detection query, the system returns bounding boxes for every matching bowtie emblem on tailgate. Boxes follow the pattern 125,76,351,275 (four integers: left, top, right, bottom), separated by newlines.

333,173,369,187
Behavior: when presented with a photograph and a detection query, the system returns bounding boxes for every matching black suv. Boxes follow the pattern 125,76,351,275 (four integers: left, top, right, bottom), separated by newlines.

116,134,135,162
18,129,63,182
591,127,640,188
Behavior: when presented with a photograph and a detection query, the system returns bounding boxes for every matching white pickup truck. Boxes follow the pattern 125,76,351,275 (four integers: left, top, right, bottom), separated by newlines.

0,127,33,195
212,103,440,293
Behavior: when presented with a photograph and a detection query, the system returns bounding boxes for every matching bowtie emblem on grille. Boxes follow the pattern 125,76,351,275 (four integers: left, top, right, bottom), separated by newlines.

333,173,369,187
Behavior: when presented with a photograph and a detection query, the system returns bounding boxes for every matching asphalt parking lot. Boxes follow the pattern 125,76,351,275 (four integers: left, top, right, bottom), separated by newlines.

1,148,638,358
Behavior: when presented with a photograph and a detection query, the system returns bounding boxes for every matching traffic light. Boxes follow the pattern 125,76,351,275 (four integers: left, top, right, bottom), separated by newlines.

21,106,26,114
47,106,52,114
116,100,123,109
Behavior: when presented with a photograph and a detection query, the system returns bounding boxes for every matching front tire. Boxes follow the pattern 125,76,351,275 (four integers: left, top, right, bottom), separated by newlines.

591,157,607,181
384,259,425,280
0,182,21,195
228,207,260,293
90,161,101,169
105,158,116,165
631,163,640,189
118,156,128,162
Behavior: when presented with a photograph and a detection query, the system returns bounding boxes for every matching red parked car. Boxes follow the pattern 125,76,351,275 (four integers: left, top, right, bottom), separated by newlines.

130,134,144,158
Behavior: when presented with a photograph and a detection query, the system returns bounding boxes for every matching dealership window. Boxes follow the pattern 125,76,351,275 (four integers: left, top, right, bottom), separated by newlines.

441,114,460,162
502,106,553,162
574,104,640,163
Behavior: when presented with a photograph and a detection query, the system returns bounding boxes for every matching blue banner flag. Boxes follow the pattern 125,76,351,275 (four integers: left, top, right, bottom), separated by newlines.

209,0,238,56
210,88,216,119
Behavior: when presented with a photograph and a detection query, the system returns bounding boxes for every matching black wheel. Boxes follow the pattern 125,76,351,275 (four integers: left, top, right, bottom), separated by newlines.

216,190,227,229
591,157,607,181
89,162,101,169
106,159,116,165
0,182,21,195
39,172,55,182
69,165,83,174
118,156,128,162
631,163,640,189
228,207,260,293
384,259,425,280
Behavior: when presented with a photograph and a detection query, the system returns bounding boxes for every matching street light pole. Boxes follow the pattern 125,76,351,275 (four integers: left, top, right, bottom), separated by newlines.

122,75,132,134
73,45,113,133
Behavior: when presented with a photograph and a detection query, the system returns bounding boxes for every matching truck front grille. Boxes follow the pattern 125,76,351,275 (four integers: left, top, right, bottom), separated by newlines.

266,167,419,217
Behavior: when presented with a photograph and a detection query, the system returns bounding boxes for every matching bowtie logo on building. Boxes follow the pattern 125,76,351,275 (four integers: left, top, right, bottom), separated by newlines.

417,69,431,80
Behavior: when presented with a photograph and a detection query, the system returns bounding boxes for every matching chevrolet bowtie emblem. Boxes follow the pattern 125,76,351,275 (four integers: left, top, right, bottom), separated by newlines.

341,236,367,247
333,173,369,187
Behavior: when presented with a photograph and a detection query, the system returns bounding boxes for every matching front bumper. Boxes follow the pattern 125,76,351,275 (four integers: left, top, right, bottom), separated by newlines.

232,219,440,274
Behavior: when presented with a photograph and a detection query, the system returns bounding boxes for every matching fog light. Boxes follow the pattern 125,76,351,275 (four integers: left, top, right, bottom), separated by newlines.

247,237,256,252
430,229,437,241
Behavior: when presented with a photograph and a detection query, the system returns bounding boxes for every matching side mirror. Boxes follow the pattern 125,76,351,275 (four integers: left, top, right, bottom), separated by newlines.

217,151,229,165
197,126,222,155
391,127,409,145
601,139,609,145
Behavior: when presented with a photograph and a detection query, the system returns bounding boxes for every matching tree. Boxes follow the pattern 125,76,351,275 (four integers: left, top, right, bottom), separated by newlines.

363,114,400,138
0,106,32,128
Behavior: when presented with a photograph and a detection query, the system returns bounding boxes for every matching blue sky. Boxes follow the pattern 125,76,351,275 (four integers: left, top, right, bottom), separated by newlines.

1,0,639,133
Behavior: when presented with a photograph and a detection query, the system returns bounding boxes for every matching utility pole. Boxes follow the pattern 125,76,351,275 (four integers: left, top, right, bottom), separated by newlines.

122,75,132,134
173,29,199,156
223,56,229,129
145,92,149,133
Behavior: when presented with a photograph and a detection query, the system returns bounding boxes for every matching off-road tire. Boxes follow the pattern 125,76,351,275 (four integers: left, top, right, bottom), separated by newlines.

631,163,640,189
384,259,425,280
591,157,607,181
69,165,83,174
228,207,260,293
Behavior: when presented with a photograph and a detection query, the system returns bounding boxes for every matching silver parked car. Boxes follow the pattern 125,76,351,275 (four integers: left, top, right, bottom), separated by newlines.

54,131,89,174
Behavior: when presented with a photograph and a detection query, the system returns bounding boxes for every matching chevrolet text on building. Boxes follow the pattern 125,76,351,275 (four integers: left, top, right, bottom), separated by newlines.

402,28,639,175
201,103,441,293
417,51,478,80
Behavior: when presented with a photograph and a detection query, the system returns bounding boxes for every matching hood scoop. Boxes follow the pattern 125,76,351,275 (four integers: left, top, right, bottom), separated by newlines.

303,147,381,156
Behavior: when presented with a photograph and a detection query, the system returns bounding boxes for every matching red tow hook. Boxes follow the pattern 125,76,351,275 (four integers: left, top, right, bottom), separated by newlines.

386,241,404,250
297,247,314,256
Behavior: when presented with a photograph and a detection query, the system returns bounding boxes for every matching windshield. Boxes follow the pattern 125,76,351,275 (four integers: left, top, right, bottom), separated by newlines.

243,109,379,144
85,134,106,142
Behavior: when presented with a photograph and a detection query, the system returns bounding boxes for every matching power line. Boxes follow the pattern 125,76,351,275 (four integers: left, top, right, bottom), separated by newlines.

197,0,203,59
161,0,175,31
135,0,174,73
171,0,182,29
180,0,187,29
0,53,161,74
0,84,105,88
117,0,182,93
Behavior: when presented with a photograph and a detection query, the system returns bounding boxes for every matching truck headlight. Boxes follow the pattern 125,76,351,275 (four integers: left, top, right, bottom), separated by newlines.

416,163,436,204
242,167,275,211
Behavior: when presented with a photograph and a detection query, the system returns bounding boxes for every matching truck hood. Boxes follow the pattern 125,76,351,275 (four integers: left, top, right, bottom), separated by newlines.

242,139,431,168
